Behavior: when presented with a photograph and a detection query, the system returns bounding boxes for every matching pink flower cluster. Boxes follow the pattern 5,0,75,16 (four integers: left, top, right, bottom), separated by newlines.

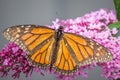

0,9,120,80
0,42,44,79
0,42,33,79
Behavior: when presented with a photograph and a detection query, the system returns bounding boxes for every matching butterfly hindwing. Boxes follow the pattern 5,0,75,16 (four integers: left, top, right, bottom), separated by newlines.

3,25,55,69
29,37,55,69
53,38,77,75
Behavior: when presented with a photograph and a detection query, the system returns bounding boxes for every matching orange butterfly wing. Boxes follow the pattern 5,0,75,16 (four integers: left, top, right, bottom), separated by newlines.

3,25,113,75
53,32,113,75
3,25,55,69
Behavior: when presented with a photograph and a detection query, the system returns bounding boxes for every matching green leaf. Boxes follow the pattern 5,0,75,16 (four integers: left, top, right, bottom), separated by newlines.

116,78,120,80
113,0,120,21
108,21,120,29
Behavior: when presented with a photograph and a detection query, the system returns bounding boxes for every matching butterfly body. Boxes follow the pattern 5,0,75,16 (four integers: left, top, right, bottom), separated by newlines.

50,26,63,71
3,25,113,75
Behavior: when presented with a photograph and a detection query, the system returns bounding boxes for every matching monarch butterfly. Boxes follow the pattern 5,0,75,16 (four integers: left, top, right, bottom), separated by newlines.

3,25,113,75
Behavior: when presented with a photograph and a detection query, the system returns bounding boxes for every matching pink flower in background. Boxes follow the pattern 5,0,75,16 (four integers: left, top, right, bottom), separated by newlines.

111,28,118,35
0,42,34,79
0,9,120,80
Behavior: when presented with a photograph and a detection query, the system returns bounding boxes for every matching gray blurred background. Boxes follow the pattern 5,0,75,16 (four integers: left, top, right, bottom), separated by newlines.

0,0,115,80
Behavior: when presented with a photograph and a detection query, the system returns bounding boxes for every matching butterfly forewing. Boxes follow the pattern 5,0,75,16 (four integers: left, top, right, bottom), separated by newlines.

3,25,55,69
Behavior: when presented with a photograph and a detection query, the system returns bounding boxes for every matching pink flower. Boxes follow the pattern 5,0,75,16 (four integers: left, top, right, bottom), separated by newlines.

3,59,9,66
111,28,118,35
0,42,36,79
